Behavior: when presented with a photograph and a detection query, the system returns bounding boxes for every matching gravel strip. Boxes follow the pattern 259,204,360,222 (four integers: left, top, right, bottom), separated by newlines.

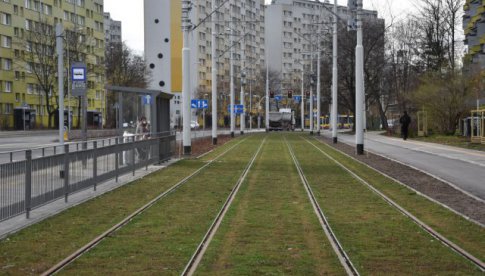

318,136,485,225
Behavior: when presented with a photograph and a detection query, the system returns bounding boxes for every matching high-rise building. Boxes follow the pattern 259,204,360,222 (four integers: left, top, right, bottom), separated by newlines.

463,0,485,69
104,12,121,45
265,0,379,91
144,0,266,127
0,0,106,129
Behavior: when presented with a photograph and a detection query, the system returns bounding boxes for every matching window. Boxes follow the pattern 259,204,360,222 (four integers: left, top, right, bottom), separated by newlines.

4,81,12,92
27,83,34,94
25,0,31,9
63,10,69,20
0,13,11,25
26,62,33,73
1,35,12,48
15,93,20,102
3,58,12,70
15,71,20,80
5,103,13,114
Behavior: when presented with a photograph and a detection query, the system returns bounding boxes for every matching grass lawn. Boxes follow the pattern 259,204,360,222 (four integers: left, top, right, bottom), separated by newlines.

197,134,345,275
292,135,482,274
59,135,265,275
0,136,247,275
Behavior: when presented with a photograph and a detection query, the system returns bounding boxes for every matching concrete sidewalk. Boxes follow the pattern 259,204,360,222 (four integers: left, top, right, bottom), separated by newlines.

0,160,178,239
323,130,485,201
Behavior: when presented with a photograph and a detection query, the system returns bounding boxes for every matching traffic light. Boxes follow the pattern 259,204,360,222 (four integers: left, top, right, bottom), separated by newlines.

270,90,274,98
305,90,310,97
288,90,293,99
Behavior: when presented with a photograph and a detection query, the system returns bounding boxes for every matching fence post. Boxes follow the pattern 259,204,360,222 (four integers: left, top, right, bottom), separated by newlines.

93,141,98,191
25,150,32,219
10,152,13,163
64,144,69,203
132,136,136,176
115,137,119,183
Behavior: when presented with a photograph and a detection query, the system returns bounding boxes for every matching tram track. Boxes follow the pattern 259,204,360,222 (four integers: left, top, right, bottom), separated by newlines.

285,137,360,276
302,136,485,272
41,137,250,276
181,137,266,275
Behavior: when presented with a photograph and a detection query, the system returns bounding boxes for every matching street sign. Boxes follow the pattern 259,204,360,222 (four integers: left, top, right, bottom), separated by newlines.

293,95,302,103
275,95,282,101
142,95,152,105
71,62,87,97
191,99,209,109
227,104,244,114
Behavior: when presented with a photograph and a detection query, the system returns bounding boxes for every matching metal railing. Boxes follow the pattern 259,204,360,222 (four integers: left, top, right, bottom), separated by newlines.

0,132,176,222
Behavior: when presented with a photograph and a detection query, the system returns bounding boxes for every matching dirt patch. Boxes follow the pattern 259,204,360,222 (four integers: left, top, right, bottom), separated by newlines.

317,136,485,225
175,135,233,158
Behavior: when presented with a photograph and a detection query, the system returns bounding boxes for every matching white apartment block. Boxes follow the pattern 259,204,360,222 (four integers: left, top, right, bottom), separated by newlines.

103,12,121,45
188,0,266,97
265,0,379,90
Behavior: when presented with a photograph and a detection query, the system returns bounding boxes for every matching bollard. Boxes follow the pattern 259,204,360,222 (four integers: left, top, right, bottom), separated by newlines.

115,137,119,183
25,150,32,219
132,136,136,176
93,141,98,191
63,144,69,203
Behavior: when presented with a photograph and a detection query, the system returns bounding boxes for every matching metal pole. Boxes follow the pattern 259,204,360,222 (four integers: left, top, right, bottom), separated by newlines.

316,46,321,136
356,0,365,154
265,45,269,132
67,42,71,132
211,0,218,145
240,27,245,135
332,0,338,143
301,60,304,131
249,79,252,130
309,49,314,135
56,23,64,145
230,24,235,137
182,0,192,154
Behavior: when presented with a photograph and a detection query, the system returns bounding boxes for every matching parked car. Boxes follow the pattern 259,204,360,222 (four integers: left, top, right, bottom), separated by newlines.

190,120,200,129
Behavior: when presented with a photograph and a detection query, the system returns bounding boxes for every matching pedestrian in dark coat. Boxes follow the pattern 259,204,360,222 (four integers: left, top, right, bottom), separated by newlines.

399,111,411,140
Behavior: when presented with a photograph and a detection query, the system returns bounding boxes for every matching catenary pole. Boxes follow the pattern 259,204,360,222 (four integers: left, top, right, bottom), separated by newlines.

182,1,192,155
355,0,365,154
230,23,235,137
211,0,218,145
331,0,338,143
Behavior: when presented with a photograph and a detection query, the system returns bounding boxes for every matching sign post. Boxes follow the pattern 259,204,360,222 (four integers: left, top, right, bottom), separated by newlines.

71,62,87,143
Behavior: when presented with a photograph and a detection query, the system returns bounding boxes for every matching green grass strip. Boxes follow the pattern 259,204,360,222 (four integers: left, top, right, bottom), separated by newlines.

58,135,265,275
196,133,346,275
308,135,485,262
288,134,481,275
0,136,245,275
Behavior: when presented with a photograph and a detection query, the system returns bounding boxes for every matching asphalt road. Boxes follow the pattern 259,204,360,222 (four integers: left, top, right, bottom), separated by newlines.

327,131,485,201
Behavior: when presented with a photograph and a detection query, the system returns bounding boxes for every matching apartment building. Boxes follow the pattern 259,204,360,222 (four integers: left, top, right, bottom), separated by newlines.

0,0,105,129
104,12,121,45
144,0,266,127
463,0,485,68
265,0,378,90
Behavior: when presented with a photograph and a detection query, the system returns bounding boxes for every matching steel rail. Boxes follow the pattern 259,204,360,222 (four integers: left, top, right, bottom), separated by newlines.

305,137,485,272
285,137,360,276
41,137,249,276
181,137,266,276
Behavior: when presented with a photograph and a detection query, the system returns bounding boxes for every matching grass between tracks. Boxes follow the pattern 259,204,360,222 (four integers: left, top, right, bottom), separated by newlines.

290,134,482,275
59,135,264,275
196,134,345,275
308,136,485,263
0,136,244,275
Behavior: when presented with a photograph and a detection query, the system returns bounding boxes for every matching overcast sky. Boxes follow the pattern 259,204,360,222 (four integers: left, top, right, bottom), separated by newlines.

103,0,419,54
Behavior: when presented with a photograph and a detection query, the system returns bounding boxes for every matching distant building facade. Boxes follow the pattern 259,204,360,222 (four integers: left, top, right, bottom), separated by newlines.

463,0,485,69
103,12,121,45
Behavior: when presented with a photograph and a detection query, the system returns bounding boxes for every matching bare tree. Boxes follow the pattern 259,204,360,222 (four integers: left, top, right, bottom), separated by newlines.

105,42,150,128
20,17,58,128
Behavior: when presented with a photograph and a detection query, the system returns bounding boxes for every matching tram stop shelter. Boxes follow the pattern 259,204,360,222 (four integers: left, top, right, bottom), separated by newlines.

105,85,173,135
470,109,485,144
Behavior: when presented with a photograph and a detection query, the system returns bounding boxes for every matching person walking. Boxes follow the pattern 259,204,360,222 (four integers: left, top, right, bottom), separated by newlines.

399,111,411,140
135,116,150,160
